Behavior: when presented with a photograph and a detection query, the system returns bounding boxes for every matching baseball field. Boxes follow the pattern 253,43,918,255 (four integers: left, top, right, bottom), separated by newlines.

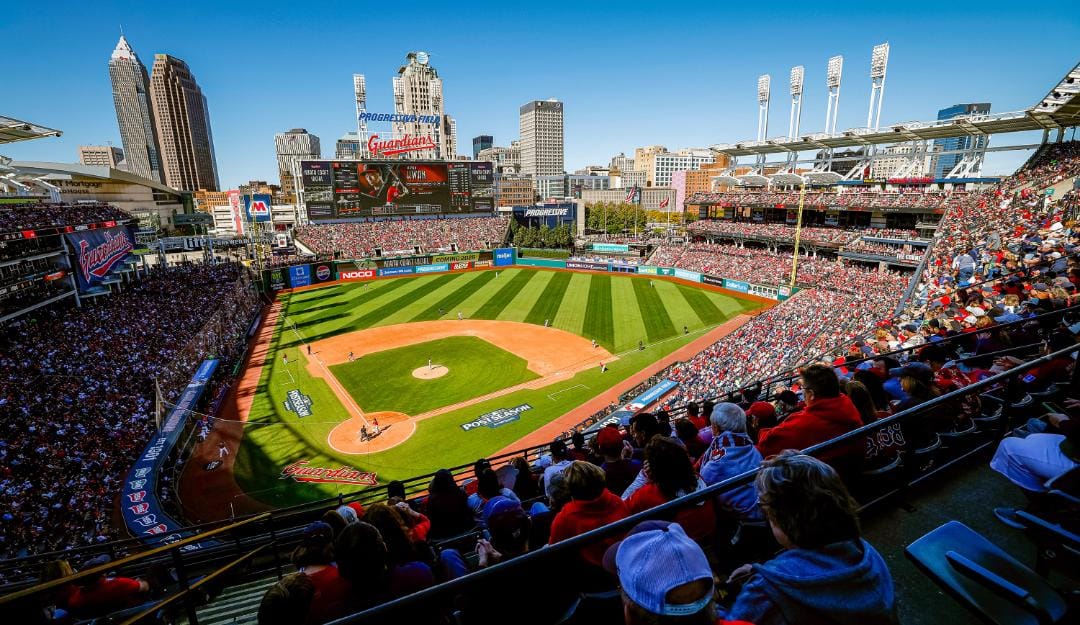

226,267,763,507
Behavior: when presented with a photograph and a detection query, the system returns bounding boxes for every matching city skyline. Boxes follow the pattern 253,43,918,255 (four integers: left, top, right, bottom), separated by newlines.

2,1,1078,189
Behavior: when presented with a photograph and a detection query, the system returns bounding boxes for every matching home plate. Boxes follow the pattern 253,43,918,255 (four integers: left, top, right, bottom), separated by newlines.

413,365,448,379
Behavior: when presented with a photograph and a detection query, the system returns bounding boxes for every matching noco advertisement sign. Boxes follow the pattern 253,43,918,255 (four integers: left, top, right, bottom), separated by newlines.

300,159,495,221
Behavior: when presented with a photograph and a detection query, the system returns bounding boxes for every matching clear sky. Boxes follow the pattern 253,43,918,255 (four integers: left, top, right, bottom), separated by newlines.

2,1,1077,188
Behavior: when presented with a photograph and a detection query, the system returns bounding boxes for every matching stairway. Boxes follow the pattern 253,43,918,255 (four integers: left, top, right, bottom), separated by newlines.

184,574,278,625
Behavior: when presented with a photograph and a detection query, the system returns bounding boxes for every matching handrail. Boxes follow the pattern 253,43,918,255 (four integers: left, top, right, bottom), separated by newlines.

0,513,271,604
117,542,274,625
326,340,1080,624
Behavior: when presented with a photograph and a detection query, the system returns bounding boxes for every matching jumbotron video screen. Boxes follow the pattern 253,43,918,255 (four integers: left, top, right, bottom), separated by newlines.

300,159,495,221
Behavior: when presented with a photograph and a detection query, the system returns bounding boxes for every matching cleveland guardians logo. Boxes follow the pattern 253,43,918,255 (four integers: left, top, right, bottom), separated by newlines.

280,460,378,485
78,230,133,284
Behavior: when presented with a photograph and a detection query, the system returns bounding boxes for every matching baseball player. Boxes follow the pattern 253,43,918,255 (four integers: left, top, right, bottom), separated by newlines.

428,358,433,370
372,417,380,436
218,442,230,458
457,311,463,320
347,351,355,362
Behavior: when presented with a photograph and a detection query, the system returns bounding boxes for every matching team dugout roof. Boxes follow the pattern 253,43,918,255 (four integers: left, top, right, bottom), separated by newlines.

0,115,62,144
712,62,1080,157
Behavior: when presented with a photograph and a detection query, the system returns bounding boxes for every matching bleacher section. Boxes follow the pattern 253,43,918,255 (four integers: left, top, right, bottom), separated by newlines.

293,216,508,259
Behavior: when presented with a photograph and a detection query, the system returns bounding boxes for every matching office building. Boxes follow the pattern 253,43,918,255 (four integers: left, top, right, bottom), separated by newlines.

873,143,935,179
78,145,124,168
633,146,667,173
389,51,456,159
472,135,493,159
519,99,564,180
609,152,634,174
536,174,609,199
478,141,521,173
581,187,676,212
932,103,991,177
335,132,362,159
649,149,715,187
495,173,534,207
108,35,163,183
150,54,219,191
275,128,321,203
193,189,229,212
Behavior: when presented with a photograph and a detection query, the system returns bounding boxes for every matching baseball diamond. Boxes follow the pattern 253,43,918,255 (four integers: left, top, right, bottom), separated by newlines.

192,267,763,509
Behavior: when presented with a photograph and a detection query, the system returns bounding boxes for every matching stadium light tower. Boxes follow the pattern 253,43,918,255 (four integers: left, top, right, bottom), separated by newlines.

757,74,771,172
353,74,369,158
825,55,843,136
789,66,804,139
866,43,890,131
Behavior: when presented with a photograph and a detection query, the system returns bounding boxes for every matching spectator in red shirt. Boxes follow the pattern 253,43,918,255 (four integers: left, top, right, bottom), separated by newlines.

548,461,629,567
757,364,864,463
625,437,715,541
65,555,149,618
597,425,641,496
290,522,351,624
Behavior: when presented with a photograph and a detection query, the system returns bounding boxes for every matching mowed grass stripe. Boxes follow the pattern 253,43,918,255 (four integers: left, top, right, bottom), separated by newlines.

583,274,615,348
352,273,463,328
653,280,707,335
552,272,590,336
473,269,536,319
411,270,498,321
631,277,677,342
611,277,649,351
497,270,553,321
524,272,573,325
675,283,726,325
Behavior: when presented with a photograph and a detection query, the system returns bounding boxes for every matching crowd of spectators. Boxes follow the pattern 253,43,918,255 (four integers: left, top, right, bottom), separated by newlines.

567,254,643,266
841,239,925,263
688,189,973,212
294,216,508,259
0,262,261,561
0,203,132,233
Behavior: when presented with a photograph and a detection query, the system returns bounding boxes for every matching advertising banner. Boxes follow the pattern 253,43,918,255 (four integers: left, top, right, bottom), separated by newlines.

379,266,415,277
493,248,516,267
312,263,336,284
415,263,450,274
723,278,749,293
287,264,312,288
339,268,376,281
244,193,272,223
266,268,287,291
674,268,702,282
637,266,659,275
701,274,724,288
584,379,679,431
431,252,480,264
516,257,566,268
122,360,218,548
380,255,431,269
473,260,493,267
565,260,609,272
450,261,472,270
65,226,135,291
592,243,630,253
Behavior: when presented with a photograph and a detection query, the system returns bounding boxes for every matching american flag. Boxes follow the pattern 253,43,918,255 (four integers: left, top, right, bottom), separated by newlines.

625,185,638,203
659,197,669,209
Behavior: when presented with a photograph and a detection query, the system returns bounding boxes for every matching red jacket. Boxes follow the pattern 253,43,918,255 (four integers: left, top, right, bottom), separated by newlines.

625,482,716,541
548,489,629,566
756,394,864,460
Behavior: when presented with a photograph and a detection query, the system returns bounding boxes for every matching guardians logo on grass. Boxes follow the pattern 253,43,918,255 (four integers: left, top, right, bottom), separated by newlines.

283,389,314,418
281,460,378,486
460,404,533,432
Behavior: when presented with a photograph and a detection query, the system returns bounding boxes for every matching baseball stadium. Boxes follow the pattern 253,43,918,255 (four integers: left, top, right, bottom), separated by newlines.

2,29,1080,625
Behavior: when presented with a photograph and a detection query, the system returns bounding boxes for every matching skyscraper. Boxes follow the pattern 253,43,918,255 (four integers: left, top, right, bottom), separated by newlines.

391,51,456,159
150,54,220,191
336,132,362,159
519,99,564,180
472,135,493,159
275,129,321,203
108,35,163,183
78,145,124,168
932,102,991,178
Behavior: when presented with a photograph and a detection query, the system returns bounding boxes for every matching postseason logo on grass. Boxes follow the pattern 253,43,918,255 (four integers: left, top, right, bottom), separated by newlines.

460,404,533,432
283,389,314,418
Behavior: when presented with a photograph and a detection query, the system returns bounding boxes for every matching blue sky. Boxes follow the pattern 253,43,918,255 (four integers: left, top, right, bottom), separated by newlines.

2,1,1077,188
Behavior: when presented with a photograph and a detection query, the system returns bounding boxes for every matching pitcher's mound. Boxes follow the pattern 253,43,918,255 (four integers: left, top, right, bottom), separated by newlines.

412,365,448,379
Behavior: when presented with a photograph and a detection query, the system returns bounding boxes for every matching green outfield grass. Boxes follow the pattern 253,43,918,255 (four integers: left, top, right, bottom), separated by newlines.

232,268,763,507
329,336,538,415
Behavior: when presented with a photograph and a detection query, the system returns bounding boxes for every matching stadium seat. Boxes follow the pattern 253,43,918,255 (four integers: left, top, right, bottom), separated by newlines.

909,433,944,475
905,520,1071,625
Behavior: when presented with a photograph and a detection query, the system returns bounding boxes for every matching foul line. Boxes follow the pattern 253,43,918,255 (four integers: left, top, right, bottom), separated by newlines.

284,315,372,430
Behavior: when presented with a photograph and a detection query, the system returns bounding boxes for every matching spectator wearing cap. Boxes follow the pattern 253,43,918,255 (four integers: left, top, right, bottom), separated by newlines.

423,469,474,540
597,425,642,496
745,401,778,442
625,437,716,540
604,521,718,625
466,468,521,525
63,554,151,618
548,461,629,567
756,364,864,463
529,469,570,547
290,521,351,624
891,361,952,446
570,430,595,462
719,452,897,625
699,403,763,522
475,498,531,568
258,573,316,625
542,439,574,498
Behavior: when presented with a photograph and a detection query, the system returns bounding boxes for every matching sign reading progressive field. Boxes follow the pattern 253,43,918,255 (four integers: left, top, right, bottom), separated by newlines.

301,159,495,221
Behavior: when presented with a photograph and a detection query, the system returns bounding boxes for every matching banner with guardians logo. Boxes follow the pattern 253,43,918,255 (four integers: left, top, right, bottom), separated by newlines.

65,226,135,291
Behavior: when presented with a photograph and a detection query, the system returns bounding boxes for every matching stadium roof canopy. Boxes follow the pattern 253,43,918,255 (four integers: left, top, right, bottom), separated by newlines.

0,115,62,144
712,62,1080,157
9,161,181,195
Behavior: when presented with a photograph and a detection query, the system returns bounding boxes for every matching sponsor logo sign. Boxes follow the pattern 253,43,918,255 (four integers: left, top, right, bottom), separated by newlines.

523,207,570,217
381,256,431,268
314,264,334,283
379,266,415,277
340,269,376,281
358,112,440,124
673,268,701,282
244,194,272,223
283,389,314,418
367,133,438,157
281,460,378,486
723,278,749,293
566,260,609,272
415,263,450,274
450,261,471,270
431,253,480,264
65,226,135,291
268,269,287,291
584,380,678,432
701,274,724,287
493,248,515,267
287,264,312,288
592,243,629,253
473,260,493,267
461,404,533,431
637,266,659,275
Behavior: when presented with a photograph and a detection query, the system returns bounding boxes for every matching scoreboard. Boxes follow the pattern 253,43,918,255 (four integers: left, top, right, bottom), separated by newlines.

300,159,495,221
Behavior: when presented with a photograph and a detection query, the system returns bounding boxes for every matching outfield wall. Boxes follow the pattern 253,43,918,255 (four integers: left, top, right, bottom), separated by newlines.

265,247,797,302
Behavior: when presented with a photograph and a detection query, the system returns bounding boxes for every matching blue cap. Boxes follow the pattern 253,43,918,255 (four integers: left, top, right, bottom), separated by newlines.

603,521,713,616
